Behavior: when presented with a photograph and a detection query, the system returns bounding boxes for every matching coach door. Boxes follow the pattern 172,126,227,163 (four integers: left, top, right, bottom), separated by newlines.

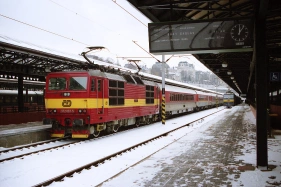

97,79,104,114
156,86,160,114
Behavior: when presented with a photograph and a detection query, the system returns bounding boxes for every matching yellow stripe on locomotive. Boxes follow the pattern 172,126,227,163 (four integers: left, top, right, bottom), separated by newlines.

45,98,159,109
223,99,234,103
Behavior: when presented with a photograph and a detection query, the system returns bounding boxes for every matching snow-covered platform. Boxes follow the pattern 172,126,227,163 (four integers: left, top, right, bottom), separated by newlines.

101,104,281,187
0,122,51,147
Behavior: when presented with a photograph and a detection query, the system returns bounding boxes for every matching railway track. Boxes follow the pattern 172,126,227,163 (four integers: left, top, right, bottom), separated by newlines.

0,122,154,163
0,137,79,163
0,137,69,154
32,108,224,187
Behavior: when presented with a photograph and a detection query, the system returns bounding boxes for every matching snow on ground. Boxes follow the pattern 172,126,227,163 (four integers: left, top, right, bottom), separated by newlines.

229,106,281,187
0,107,225,187
0,105,280,187
99,105,281,187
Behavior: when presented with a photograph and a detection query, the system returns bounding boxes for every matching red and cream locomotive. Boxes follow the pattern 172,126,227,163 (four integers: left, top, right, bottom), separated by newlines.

43,67,223,138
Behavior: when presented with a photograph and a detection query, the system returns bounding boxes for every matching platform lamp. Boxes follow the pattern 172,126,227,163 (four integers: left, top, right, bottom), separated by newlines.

45,66,51,73
230,76,234,79
222,62,228,68
227,70,232,75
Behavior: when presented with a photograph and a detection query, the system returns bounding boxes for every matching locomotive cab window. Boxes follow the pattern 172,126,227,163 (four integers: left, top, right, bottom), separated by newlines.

69,77,87,90
48,78,66,90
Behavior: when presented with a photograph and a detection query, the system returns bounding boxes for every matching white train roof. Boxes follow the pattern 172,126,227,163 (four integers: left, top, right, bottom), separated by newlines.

0,90,43,95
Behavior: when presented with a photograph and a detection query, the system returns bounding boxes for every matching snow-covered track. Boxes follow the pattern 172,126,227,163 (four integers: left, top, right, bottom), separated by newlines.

33,108,224,187
0,137,69,154
0,137,79,162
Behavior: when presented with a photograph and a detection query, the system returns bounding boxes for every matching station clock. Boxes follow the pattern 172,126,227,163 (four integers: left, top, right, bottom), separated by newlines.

230,24,249,42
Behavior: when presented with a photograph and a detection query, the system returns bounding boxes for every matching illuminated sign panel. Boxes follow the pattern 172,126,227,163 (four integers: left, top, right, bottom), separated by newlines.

270,72,280,82
148,19,253,54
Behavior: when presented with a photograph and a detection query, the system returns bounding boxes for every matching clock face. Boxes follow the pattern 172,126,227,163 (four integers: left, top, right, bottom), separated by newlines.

230,24,249,42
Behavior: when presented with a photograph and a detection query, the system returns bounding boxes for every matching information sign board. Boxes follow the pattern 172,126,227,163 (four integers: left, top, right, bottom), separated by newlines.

148,19,253,54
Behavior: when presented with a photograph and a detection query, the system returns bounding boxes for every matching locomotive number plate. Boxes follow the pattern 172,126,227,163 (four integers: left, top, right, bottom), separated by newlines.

60,109,75,113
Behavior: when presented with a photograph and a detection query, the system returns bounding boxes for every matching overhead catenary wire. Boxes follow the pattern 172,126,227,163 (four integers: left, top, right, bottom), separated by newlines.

111,0,148,28
0,13,90,47
1,1,162,63
132,41,160,62
111,0,162,62
49,0,157,61
48,0,117,34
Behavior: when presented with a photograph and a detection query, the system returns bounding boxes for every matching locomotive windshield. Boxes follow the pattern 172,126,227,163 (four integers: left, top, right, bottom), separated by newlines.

69,77,87,90
48,78,66,90
48,77,87,90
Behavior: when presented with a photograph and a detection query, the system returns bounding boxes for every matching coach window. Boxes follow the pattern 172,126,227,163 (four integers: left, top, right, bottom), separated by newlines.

12,96,17,103
69,77,87,90
0,96,3,103
5,96,11,103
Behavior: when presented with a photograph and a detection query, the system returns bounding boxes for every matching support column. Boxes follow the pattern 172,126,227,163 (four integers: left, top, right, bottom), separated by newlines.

161,55,166,125
255,0,268,168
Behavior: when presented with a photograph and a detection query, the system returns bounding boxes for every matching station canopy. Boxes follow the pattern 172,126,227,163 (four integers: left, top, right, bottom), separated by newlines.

127,0,281,95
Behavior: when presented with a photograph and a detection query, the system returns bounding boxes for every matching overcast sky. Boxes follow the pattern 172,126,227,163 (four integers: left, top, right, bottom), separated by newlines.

0,0,209,71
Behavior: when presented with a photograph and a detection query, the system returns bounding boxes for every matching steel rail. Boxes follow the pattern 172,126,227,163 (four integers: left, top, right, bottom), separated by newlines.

0,137,69,154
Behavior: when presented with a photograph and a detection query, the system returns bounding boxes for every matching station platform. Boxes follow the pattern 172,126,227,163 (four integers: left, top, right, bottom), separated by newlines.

100,104,281,187
0,122,51,148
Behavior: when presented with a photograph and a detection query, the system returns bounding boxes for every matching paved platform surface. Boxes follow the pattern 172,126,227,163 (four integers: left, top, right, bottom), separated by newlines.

145,106,254,186
0,122,51,148
101,105,281,187
0,122,51,137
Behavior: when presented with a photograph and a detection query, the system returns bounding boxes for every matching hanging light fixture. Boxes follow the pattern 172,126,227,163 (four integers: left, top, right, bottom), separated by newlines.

227,70,232,75
230,76,234,79
222,62,228,68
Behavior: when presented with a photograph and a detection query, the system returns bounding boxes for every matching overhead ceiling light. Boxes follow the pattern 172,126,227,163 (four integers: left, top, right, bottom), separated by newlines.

230,76,234,79
233,80,236,83
227,70,232,75
222,62,228,68
45,67,51,72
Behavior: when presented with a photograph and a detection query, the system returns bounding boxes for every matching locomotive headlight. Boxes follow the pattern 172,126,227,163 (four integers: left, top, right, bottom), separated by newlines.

63,92,70,97
83,109,87,113
53,109,57,113
78,109,82,113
